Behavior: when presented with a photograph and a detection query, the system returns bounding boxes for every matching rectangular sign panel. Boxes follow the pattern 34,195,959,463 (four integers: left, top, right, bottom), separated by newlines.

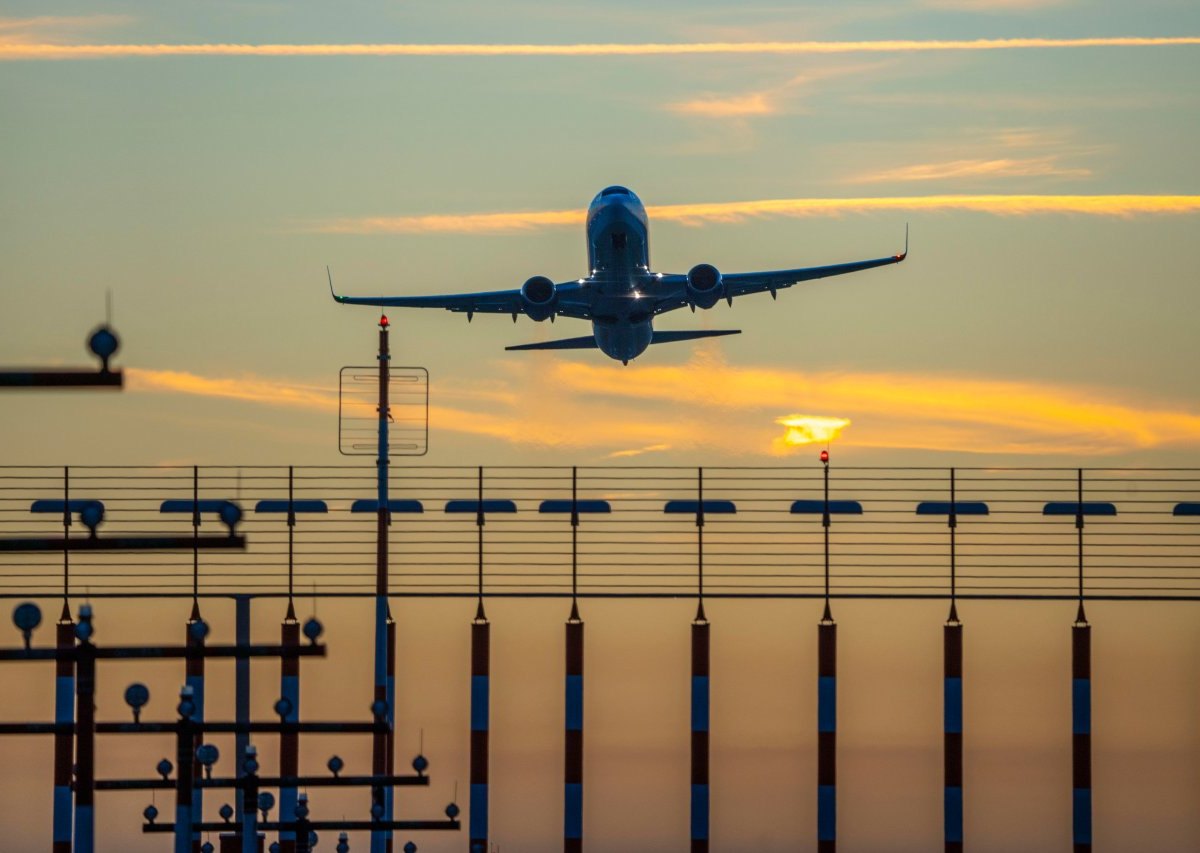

338,366,429,456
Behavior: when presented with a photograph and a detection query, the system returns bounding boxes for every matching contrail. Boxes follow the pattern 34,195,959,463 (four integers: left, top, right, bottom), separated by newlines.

312,195,1200,235
2,36,1198,60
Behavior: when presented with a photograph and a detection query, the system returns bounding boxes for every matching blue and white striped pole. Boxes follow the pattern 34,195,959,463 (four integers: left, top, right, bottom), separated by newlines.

280,602,300,853
565,606,584,852
944,618,963,853
470,603,490,853
73,605,97,853
817,614,836,853
945,468,963,853
691,610,710,852
372,315,392,853
817,450,836,853
53,605,74,853
1073,607,1091,852
186,603,205,853
1072,469,1092,852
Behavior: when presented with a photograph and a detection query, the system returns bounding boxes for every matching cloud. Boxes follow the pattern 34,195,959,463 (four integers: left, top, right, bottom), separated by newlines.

921,0,1073,9
846,157,1091,184
608,443,673,459
0,15,132,45
3,36,1198,61
312,194,1200,235
664,64,885,121
666,92,776,118
126,368,339,411
125,352,1200,458
774,415,852,452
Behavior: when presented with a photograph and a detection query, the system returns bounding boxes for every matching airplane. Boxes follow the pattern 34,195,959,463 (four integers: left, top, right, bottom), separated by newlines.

329,186,907,364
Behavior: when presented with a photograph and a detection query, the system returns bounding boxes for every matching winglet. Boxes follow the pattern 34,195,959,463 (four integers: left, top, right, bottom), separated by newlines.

327,266,343,303
895,224,909,261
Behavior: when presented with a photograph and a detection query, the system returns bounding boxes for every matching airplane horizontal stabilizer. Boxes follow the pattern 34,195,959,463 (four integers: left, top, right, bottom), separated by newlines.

505,336,600,351
650,329,741,345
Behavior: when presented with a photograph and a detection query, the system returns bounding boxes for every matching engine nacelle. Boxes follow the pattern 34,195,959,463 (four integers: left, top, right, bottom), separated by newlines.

686,263,723,310
520,276,558,321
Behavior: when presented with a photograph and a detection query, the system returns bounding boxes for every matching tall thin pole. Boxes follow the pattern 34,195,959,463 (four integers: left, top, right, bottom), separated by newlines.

234,597,250,822
280,607,300,853
174,686,195,853
1073,468,1092,852
691,613,710,852
565,467,584,852
817,451,836,853
944,468,963,853
242,746,260,853
73,606,96,853
53,609,75,853
691,466,709,851
372,314,392,853
189,466,205,852
186,603,205,853
53,465,74,853
470,466,490,853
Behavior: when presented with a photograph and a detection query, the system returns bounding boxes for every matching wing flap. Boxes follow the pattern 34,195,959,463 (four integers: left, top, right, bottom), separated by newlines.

651,329,741,345
505,336,599,351
329,276,592,319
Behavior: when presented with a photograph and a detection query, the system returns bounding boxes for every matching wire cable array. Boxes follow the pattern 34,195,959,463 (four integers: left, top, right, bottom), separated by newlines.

1,465,1198,599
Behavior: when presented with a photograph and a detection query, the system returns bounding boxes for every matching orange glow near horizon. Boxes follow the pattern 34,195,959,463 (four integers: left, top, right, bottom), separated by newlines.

775,415,852,449
125,355,1200,459
312,194,1200,234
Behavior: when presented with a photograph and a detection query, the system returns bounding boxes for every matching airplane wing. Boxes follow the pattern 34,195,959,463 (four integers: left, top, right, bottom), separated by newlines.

650,232,907,314
329,272,593,320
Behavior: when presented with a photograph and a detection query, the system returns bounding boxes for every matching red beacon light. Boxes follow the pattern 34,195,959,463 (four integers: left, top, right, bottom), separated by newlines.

820,449,829,464
379,314,389,328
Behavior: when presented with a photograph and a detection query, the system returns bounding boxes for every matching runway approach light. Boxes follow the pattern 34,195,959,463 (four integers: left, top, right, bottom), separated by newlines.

379,314,390,328
820,449,829,464
775,414,851,447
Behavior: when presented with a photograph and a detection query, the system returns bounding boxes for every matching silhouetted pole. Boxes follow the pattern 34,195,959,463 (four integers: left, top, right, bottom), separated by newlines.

373,314,393,853
691,613,710,853
945,468,963,853
235,597,251,822
1072,469,1092,853
817,450,837,853
174,685,197,853
188,466,207,852
387,609,397,853
53,602,75,853
280,601,300,853
71,605,97,853
470,470,490,853
691,467,710,852
187,601,207,853
242,746,260,853
564,468,584,853
54,467,76,852
470,607,490,853
564,610,584,852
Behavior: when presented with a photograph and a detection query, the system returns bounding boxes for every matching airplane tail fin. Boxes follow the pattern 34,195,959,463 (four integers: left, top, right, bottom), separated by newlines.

650,329,740,345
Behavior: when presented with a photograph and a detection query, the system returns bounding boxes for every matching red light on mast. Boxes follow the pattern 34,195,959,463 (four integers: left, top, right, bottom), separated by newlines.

379,314,389,328
820,449,829,464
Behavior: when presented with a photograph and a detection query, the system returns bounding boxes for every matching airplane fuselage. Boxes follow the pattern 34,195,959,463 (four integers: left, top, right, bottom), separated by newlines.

584,187,656,362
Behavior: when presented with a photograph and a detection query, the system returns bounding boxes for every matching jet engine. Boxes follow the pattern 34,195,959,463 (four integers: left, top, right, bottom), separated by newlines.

686,263,723,310
520,276,558,321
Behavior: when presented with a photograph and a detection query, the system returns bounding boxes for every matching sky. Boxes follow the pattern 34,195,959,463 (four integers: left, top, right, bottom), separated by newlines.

2,1,1200,850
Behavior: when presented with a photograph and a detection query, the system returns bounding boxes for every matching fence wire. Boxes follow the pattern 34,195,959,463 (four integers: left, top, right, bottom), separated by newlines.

1,466,1197,598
